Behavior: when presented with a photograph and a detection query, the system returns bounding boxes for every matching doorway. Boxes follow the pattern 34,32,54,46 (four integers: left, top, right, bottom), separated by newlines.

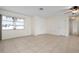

69,16,79,36
0,15,2,40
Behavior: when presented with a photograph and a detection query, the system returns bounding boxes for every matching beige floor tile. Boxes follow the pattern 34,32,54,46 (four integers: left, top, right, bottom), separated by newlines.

0,34,79,53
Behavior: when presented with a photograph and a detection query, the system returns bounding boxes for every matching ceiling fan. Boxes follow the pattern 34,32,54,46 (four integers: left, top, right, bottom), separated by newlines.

64,6,79,14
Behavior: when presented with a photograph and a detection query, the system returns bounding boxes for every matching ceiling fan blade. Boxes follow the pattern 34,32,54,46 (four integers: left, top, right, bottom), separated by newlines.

64,10,72,14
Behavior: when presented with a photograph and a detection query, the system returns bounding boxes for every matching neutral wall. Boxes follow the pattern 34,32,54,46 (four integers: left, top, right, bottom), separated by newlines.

31,16,69,36
0,9,32,40
31,16,48,35
45,16,69,36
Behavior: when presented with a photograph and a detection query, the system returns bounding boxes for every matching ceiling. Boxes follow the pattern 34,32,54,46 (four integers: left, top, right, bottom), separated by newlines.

0,6,69,16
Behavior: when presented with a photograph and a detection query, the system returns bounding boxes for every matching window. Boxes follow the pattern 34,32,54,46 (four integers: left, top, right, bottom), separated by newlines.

2,15,24,30
15,18,24,29
2,16,14,30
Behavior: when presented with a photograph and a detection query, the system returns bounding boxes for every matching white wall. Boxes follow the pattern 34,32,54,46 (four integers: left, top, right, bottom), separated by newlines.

31,16,48,35
31,16,69,36
45,16,69,36
0,9,32,40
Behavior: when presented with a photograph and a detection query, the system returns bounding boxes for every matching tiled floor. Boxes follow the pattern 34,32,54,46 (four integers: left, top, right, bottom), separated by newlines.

0,34,79,53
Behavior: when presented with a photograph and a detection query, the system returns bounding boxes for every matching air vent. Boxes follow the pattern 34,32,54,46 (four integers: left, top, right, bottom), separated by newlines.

39,8,44,10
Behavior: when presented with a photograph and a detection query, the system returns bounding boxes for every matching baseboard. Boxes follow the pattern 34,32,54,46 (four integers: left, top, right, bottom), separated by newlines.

2,33,69,40
2,35,33,40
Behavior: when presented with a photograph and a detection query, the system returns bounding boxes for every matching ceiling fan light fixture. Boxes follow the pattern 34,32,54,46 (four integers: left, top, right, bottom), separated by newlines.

71,9,79,14
71,6,79,14
64,6,79,14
